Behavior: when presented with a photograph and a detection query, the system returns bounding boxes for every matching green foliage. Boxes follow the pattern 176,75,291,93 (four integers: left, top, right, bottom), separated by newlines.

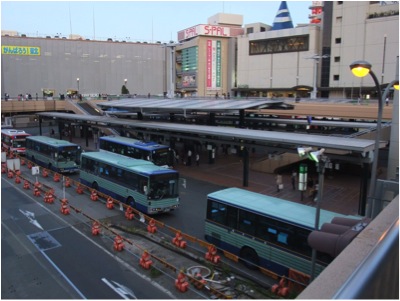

121,85,130,95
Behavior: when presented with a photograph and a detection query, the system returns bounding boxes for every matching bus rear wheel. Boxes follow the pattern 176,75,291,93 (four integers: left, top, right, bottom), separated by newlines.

126,197,136,209
240,247,260,270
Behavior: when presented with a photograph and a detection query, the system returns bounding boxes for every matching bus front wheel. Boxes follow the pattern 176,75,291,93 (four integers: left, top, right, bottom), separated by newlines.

240,247,260,270
92,182,99,191
126,197,136,209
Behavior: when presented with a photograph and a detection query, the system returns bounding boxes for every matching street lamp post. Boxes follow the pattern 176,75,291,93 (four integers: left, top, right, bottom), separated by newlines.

124,78,127,86
350,60,399,217
306,54,330,100
77,78,80,92
297,147,326,281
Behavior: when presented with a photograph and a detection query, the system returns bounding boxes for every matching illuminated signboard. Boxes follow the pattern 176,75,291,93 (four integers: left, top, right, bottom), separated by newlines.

178,25,231,41
206,40,221,90
2,45,41,56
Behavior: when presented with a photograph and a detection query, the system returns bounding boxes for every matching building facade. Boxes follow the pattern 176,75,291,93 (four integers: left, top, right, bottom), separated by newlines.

1,1,398,100
1,36,168,98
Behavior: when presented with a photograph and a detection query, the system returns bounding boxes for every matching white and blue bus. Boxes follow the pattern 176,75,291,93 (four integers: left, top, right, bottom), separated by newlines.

99,135,172,167
205,188,361,280
79,151,179,214
25,136,81,173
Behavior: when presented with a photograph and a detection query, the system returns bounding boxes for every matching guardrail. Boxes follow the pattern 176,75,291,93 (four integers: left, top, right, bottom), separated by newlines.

298,195,399,299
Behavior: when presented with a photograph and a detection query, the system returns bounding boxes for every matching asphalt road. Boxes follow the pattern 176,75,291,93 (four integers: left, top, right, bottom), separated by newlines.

1,178,175,299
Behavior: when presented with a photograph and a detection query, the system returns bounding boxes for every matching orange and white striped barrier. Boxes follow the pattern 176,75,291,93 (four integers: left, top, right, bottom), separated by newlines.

76,184,84,194
44,191,55,204
271,277,290,297
139,251,153,270
106,197,114,209
147,219,157,234
172,231,187,249
27,161,32,169
175,271,189,293
53,173,60,182
33,186,41,197
7,170,14,178
42,169,48,178
60,198,70,215
1,164,6,174
90,189,98,201
20,158,25,165
23,180,30,190
205,245,220,264
125,207,134,220
92,221,101,236
15,175,21,184
192,272,206,290
64,177,71,188
113,235,124,251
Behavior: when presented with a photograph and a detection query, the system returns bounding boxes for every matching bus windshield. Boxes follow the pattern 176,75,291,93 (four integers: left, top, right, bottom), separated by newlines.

12,139,27,148
152,149,170,166
149,173,179,199
56,146,80,162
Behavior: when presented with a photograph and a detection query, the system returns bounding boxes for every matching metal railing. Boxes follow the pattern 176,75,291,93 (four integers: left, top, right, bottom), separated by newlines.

333,218,399,299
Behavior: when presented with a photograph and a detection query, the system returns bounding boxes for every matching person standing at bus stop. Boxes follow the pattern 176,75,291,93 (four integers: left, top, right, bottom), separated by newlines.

291,170,297,190
275,173,283,192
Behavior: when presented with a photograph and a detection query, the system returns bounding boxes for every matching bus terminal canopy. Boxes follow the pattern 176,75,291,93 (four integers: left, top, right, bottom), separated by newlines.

96,98,294,114
36,112,377,160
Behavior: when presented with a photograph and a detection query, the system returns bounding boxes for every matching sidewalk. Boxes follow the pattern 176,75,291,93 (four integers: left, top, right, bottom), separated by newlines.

174,151,362,216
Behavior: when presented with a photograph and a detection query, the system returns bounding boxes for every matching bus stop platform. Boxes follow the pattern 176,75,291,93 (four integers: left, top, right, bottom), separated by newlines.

71,132,364,217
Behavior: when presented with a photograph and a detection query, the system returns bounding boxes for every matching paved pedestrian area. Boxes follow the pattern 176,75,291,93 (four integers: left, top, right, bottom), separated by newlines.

174,151,362,217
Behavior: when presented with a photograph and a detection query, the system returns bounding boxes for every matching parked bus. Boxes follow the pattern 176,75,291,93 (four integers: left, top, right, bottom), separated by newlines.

99,135,172,167
205,187,361,280
25,136,81,173
79,151,179,214
1,129,31,154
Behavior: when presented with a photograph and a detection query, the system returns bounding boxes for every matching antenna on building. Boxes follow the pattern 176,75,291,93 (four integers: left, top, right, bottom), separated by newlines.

271,1,294,30
69,3,72,37
93,6,96,40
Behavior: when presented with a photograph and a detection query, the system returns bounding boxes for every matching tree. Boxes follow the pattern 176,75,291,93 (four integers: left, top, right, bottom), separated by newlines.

121,85,130,95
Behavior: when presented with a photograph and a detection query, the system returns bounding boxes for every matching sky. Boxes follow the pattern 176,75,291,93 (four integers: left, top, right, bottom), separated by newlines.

1,1,313,43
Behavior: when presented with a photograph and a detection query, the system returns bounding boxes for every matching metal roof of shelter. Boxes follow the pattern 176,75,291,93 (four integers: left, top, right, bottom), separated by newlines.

36,112,377,155
96,98,292,113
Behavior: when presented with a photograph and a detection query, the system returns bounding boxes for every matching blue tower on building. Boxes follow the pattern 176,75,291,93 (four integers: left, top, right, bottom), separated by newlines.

271,1,294,30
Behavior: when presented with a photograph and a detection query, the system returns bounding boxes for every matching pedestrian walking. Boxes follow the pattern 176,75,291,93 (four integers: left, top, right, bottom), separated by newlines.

275,173,283,192
307,177,314,197
291,170,297,190
386,97,389,106
313,181,319,202
187,149,192,166
195,153,200,166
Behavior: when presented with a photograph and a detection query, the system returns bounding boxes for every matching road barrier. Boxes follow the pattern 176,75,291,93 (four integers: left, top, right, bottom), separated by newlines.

4,158,259,299
139,251,153,270
106,196,114,209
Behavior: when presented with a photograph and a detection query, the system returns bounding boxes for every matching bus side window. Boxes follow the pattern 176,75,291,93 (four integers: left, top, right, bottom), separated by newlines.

238,210,256,236
277,232,288,245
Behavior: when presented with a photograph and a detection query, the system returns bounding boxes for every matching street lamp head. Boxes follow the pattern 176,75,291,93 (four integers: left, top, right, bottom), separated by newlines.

350,60,372,78
297,147,313,157
309,148,325,163
394,80,399,90
77,78,79,81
